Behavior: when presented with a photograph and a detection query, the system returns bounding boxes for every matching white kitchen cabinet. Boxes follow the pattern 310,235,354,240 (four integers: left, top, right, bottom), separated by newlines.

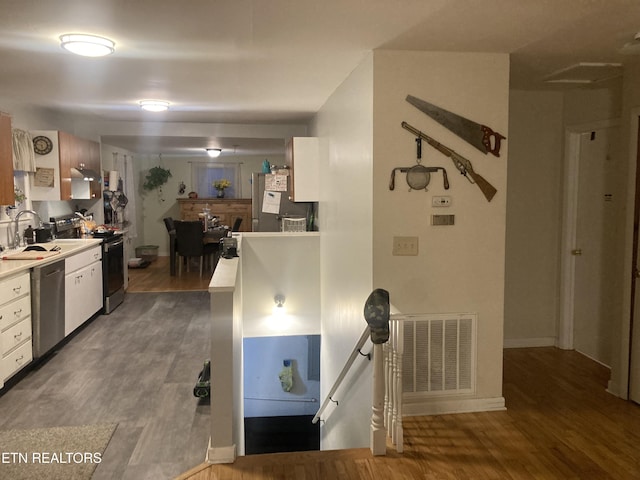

65,246,103,336
0,272,32,386
285,137,319,202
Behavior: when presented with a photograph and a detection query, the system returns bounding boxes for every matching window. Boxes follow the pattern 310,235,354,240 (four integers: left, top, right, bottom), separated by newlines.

191,163,239,198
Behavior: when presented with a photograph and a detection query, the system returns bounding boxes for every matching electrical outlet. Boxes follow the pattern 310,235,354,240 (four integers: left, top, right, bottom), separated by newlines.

432,195,452,207
392,236,419,256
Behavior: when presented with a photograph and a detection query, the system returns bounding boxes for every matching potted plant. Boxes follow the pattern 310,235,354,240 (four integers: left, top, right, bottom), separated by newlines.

143,166,172,191
213,179,231,198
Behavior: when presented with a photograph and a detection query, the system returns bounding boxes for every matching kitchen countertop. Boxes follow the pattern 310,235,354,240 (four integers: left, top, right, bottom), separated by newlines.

0,238,103,280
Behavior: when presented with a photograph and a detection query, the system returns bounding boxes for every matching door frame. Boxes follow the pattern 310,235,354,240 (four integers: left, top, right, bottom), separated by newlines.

558,118,620,351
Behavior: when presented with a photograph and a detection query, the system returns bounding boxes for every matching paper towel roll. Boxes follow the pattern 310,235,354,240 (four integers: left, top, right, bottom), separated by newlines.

109,171,119,191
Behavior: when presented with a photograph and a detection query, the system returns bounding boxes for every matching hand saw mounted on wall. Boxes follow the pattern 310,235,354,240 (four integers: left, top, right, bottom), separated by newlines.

401,121,497,202
406,95,506,157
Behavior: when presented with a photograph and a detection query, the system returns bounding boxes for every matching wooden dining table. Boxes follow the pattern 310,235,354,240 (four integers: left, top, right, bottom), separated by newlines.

169,226,229,276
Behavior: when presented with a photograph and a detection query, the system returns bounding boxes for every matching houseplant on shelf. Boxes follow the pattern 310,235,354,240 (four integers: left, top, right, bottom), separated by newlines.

213,179,231,198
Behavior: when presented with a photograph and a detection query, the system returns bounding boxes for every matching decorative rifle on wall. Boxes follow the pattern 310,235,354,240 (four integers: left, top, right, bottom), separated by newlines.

401,121,497,202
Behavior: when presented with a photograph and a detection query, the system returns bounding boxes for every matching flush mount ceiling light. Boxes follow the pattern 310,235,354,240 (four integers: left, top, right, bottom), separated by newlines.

206,148,222,158
139,100,170,112
60,34,115,57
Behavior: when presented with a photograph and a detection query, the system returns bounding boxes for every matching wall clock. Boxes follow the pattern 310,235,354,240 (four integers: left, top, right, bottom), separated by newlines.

33,135,53,155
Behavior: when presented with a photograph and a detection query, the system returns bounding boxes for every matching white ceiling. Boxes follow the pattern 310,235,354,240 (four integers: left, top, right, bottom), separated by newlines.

1,0,639,157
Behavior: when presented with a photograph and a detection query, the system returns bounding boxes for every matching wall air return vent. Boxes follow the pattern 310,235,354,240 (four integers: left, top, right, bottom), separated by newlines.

543,62,622,85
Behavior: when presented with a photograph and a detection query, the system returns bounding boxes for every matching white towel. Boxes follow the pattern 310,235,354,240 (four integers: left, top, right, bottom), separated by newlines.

12,129,36,172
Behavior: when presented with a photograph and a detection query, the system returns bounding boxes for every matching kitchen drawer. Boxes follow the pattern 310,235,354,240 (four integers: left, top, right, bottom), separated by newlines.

0,271,30,307
1,317,31,355
2,339,32,382
0,294,31,331
65,245,102,273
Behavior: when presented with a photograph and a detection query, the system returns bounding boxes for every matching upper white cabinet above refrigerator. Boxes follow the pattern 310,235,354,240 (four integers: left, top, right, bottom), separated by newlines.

285,137,319,202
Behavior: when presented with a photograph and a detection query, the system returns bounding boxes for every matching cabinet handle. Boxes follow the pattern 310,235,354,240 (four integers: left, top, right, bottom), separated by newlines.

16,354,24,363
14,308,22,317
13,286,21,294
14,331,23,340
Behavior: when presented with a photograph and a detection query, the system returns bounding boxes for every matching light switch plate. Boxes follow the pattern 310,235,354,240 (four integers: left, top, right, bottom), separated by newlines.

432,195,452,207
393,236,419,256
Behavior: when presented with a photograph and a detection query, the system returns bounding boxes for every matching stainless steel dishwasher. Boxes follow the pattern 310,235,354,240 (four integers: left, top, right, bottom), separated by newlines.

32,259,65,358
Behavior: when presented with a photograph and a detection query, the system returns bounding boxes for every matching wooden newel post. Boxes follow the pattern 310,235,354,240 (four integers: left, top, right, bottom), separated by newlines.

371,343,386,455
363,288,390,456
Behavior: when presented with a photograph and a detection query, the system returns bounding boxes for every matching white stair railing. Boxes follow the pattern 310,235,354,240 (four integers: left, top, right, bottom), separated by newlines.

312,326,371,424
384,315,404,452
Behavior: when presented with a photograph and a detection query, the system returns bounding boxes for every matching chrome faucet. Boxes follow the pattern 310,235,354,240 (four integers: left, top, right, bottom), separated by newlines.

12,209,43,248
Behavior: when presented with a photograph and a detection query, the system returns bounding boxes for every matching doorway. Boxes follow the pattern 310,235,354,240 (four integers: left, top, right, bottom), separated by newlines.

560,121,621,367
243,335,321,454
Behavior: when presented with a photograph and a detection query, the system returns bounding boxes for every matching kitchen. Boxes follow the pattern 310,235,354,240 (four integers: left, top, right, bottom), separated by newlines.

0,122,321,388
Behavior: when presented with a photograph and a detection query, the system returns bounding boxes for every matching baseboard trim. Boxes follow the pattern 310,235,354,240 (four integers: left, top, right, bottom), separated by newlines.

206,437,236,464
403,396,506,416
503,337,556,349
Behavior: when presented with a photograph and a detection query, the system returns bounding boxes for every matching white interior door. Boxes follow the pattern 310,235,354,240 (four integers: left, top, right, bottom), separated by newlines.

572,127,617,365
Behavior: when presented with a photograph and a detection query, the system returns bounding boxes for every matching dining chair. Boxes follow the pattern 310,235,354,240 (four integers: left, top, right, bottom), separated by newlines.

163,217,178,275
231,217,243,232
174,220,217,276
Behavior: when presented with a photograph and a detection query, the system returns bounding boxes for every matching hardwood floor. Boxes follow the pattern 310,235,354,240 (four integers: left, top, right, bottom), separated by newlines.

177,348,640,480
0,291,212,480
127,255,214,292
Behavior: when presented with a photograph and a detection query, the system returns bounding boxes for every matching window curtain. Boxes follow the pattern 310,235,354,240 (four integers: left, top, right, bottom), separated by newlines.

191,163,239,198
12,129,36,172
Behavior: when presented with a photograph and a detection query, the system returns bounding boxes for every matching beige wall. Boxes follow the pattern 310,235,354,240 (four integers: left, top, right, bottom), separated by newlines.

372,50,509,401
504,90,564,346
615,58,640,398
504,87,623,360
312,49,510,449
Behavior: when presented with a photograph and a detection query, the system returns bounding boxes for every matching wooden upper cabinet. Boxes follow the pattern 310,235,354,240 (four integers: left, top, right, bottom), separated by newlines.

0,112,14,205
58,131,101,200
285,137,319,202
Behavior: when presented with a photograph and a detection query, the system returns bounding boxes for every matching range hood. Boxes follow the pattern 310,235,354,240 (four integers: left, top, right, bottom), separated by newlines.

71,166,101,181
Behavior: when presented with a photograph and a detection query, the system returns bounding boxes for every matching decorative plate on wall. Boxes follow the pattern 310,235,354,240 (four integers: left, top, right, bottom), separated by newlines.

33,135,53,155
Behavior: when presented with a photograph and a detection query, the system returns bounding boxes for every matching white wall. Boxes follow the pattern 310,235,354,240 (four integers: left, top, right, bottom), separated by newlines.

243,335,320,417
311,52,375,450
240,233,321,338
372,50,509,402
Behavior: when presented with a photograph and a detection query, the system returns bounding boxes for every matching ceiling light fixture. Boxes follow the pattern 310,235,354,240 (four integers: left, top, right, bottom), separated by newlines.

60,34,115,57
206,148,222,158
139,100,170,112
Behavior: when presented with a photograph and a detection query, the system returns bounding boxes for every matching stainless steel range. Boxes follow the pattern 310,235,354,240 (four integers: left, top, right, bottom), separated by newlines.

100,232,125,314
